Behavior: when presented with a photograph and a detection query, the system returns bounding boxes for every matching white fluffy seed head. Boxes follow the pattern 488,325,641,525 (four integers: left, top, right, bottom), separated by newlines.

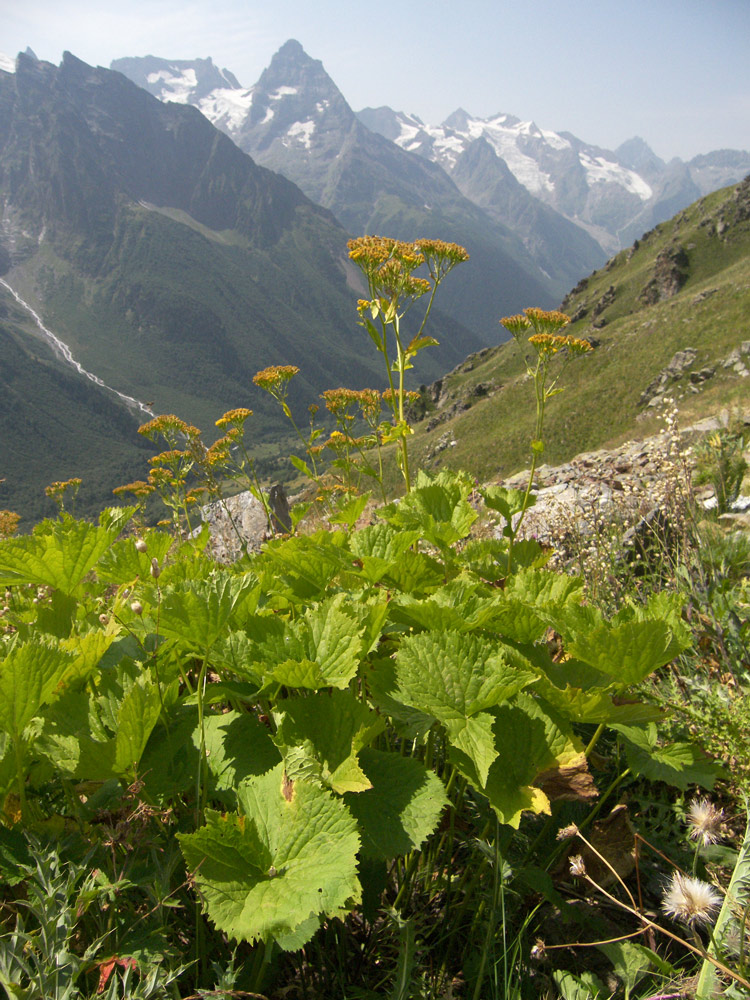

687,797,724,846
662,872,722,927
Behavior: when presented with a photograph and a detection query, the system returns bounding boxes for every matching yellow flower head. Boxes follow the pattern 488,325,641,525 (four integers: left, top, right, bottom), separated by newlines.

321,388,360,415
215,407,252,429
500,313,532,337
0,510,21,538
252,365,300,392
45,478,82,501
137,414,190,441
112,480,155,499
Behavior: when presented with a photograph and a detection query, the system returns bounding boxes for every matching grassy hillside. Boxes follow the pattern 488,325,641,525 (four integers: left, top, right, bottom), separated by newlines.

393,176,750,487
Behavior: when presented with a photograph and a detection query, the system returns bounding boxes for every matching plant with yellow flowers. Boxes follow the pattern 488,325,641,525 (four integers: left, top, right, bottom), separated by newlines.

349,237,469,491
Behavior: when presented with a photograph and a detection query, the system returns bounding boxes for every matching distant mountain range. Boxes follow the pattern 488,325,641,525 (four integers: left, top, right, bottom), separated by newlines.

0,50,481,520
112,41,605,321
112,42,750,262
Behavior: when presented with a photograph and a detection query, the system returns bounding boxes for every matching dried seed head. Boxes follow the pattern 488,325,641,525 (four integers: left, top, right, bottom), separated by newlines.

687,797,724,846
130,601,143,616
569,854,587,878
530,939,546,961
556,823,579,841
150,557,161,580
662,872,722,927
99,614,108,624
134,538,148,553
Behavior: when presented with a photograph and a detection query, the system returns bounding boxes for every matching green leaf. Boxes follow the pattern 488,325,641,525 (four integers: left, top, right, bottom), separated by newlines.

366,657,435,740
346,749,448,859
450,694,587,827
598,940,654,994
378,470,477,552
553,970,604,1000
272,691,384,794
158,571,257,651
179,763,361,946
259,530,350,602
0,516,126,593
480,485,535,522
256,595,366,690
96,529,174,585
394,631,537,786
0,642,74,740
328,493,372,529
290,454,313,478
114,680,164,777
349,524,420,583
614,724,723,790
200,711,281,794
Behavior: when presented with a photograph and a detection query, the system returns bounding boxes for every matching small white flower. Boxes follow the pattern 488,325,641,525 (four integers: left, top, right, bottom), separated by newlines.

687,797,724,846
662,872,722,927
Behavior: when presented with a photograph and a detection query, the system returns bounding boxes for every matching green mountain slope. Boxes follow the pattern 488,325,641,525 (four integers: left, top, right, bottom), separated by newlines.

400,176,750,485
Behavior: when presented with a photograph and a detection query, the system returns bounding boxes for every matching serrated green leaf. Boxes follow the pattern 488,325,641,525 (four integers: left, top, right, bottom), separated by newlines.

480,485,534,522
199,711,281,793
0,517,124,593
259,530,350,602
366,657,435,740
257,595,365,690
179,763,361,945
158,571,256,651
0,642,74,739
567,619,688,684
346,748,448,859
272,691,384,794
328,493,372,528
394,631,537,786
114,680,164,776
378,470,477,553
450,694,586,827
96,529,174,585
615,724,722,790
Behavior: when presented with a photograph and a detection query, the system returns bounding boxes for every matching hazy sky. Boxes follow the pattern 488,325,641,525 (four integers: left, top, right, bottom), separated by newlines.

2,0,748,161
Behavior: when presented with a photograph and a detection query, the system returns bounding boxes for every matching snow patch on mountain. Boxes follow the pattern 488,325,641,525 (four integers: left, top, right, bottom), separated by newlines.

198,88,254,132
269,85,298,100
146,67,197,103
0,52,16,73
580,152,652,198
287,119,315,147
388,109,651,202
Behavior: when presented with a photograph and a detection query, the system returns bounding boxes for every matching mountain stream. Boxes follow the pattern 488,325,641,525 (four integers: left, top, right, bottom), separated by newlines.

0,278,154,419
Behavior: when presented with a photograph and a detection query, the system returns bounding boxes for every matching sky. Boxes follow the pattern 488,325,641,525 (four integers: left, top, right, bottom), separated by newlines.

1,0,749,161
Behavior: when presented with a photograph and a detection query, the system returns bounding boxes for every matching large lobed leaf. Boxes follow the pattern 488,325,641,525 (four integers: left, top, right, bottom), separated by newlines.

273,690,384,794
394,631,537,786
0,514,130,593
179,763,361,946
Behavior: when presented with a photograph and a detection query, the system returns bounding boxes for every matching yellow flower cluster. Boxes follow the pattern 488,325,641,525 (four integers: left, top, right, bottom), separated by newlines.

215,407,253,429
45,478,82,500
382,388,421,406
137,414,191,441
0,510,20,538
321,388,361,415
252,365,300,391
501,307,572,338
347,236,425,270
112,480,155,499
528,333,593,357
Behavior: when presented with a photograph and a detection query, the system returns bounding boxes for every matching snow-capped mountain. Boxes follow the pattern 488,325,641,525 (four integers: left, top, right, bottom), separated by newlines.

111,42,612,337
358,106,750,253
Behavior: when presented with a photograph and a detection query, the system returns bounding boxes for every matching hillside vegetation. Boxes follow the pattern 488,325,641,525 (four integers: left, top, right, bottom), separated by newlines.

400,175,750,486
